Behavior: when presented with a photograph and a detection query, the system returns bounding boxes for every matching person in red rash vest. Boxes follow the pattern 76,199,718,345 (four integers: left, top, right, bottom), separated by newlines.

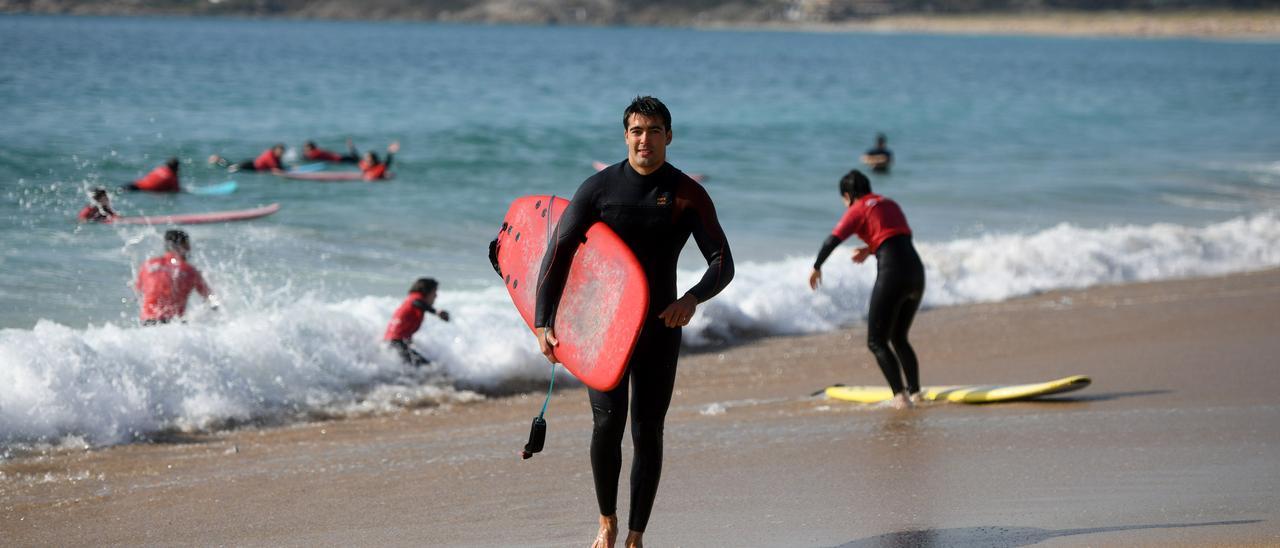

358,141,400,181
136,230,217,325
384,277,449,367
124,157,181,192
302,139,359,164
77,187,118,223
809,169,925,410
207,144,285,174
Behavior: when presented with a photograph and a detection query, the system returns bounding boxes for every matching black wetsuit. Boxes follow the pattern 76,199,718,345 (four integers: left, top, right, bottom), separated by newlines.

535,160,733,532
814,233,924,395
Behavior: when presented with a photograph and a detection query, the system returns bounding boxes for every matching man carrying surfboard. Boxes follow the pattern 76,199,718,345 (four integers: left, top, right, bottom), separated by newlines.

535,96,734,548
809,169,925,409
135,230,217,325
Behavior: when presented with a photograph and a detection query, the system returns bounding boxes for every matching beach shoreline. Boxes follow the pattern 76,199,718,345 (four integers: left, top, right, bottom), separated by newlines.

3,7,1280,39
3,267,1279,545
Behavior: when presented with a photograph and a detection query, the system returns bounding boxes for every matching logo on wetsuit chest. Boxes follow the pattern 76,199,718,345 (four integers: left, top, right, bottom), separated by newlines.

656,193,671,206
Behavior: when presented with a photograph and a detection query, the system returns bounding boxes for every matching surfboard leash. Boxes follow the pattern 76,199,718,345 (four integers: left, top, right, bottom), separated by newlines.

522,195,558,460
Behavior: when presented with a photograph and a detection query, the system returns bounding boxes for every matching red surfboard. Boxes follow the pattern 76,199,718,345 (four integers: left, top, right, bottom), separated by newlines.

108,203,280,225
276,171,393,182
493,195,648,391
593,160,706,183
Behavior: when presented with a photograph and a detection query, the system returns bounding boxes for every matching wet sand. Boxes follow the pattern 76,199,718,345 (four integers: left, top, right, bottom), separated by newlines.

3,268,1280,546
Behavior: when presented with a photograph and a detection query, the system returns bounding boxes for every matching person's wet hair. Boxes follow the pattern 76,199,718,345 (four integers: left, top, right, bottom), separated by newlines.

366,151,380,165
876,133,887,146
623,96,672,132
304,141,317,149
91,187,109,201
166,157,180,171
164,229,190,253
410,278,438,295
839,169,872,199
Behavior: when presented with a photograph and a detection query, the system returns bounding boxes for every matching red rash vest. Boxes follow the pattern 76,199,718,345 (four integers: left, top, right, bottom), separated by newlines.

384,292,430,341
830,193,912,253
133,165,179,192
252,149,281,171
135,252,211,321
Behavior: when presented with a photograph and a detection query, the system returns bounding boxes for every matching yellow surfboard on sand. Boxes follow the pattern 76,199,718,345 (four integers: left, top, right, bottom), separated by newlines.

824,375,1091,404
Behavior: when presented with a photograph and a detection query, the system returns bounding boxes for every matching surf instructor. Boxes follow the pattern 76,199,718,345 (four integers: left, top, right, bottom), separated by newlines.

809,169,925,409
535,96,734,548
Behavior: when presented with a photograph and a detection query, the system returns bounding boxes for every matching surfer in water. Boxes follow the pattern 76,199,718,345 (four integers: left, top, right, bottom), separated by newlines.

303,139,359,164
536,96,734,548
136,230,217,325
809,169,925,409
384,277,450,367
358,141,399,181
77,187,117,223
123,157,181,192
861,133,893,173
208,144,285,174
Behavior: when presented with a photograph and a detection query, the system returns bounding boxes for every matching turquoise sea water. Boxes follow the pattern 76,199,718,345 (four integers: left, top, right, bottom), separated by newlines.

2,15,1278,449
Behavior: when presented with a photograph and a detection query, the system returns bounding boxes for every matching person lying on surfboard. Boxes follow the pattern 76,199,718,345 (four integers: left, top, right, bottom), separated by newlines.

123,157,181,193
77,187,117,223
303,139,359,164
384,277,450,367
358,141,399,181
535,96,734,548
136,230,217,326
809,169,925,410
207,143,285,174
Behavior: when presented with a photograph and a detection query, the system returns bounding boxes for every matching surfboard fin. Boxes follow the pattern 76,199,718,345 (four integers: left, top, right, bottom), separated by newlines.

521,416,546,460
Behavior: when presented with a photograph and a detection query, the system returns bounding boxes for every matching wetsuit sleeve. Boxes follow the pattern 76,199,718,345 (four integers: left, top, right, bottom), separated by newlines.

534,179,600,328
681,182,734,303
813,235,844,270
384,153,394,170
193,269,212,299
411,299,436,314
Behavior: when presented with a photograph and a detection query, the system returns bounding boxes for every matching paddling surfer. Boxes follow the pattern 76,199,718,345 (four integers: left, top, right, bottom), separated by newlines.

77,187,117,223
208,144,285,174
809,169,925,409
123,157,181,192
358,141,399,181
383,277,449,367
535,96,734,548
135,230,217,325
303,139,360,164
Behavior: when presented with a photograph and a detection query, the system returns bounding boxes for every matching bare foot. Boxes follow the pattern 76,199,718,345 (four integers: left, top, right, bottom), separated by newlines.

624,530,643,548
909,391,924,405
591,515,618,548
890,392,914,410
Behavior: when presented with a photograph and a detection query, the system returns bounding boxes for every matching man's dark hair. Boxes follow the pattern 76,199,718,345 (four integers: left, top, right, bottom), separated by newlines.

623,96,671,132
91,187,109,201
410,278,438,295
166,157,180,171
839,169,872,199
876,133,887,145
164,229,189,252
367,151,381,165
304,140,317,149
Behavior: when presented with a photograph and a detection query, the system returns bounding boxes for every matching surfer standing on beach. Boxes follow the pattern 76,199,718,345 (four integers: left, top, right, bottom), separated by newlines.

809,169,925,409
535,96,734,548
135,230,216,325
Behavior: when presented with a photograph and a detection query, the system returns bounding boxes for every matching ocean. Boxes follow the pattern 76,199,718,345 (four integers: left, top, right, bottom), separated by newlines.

1,15,1278,453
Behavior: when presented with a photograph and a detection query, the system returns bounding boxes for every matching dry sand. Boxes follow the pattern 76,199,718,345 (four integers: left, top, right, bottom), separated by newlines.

3,268,1280,546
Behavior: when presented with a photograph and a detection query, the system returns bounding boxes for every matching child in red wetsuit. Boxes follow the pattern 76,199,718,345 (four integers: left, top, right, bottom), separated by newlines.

124,157,181,192
208,144,285,173
136,230,217,325
77,188,117,223
384,277,449,367
358,141,400,181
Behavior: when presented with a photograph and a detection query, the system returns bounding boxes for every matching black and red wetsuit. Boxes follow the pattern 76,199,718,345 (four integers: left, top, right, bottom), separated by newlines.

535,160,733,533
814,193,925,395
78,204,117,223
305,144,358,164
383,291,436,367
359,153,394,181
126,165,180,192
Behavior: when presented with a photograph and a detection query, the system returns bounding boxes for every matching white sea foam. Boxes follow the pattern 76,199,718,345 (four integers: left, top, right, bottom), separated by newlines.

2,212,1278,452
